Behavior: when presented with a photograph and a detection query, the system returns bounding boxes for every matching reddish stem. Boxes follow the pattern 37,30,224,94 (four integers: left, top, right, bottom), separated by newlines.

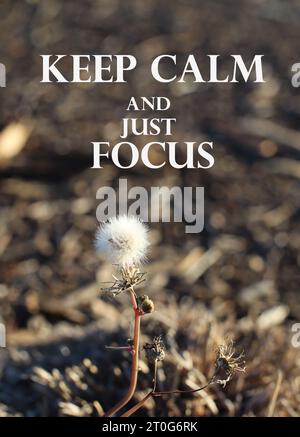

121,391,153,417
121,372,215,417
103,287,141,417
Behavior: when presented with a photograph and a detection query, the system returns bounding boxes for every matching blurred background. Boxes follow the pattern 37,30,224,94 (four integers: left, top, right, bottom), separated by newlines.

0,0,300,417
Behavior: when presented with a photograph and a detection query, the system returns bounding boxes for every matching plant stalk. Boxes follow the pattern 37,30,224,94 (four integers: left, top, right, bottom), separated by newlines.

121,371,215,417
103,287,141,417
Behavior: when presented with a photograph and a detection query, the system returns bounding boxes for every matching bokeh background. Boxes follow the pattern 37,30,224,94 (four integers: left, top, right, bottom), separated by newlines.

0,0,300,417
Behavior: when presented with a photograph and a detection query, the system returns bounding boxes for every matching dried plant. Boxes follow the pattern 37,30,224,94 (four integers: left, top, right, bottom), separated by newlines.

95,215,246,417
95,215,152,417
214,340,246,387
121,338,246,417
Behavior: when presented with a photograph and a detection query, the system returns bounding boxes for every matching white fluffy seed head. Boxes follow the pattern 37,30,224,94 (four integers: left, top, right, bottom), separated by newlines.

95,215,149,267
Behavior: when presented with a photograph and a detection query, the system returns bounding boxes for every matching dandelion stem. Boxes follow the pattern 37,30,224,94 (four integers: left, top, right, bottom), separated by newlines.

103,287,141,417
129,286,138,311
121,390,153,417
121,360,158,417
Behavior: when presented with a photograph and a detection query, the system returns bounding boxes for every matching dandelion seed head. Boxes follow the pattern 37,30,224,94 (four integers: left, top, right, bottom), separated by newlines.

95,215,149,267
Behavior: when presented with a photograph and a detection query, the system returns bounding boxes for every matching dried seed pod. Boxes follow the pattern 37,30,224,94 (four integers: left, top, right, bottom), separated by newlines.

101,265,146,296
144,336,165,363
214,340,246,387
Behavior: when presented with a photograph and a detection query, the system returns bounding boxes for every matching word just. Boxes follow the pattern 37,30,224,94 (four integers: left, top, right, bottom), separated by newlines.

120,97,174,138
96,179,204,233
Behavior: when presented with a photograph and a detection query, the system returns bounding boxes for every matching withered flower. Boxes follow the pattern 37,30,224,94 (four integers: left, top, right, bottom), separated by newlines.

101,265,146,296
144,336,166,363
214,340,246,387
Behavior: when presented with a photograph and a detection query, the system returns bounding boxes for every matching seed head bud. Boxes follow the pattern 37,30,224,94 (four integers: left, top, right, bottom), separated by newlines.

138,295,154,314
